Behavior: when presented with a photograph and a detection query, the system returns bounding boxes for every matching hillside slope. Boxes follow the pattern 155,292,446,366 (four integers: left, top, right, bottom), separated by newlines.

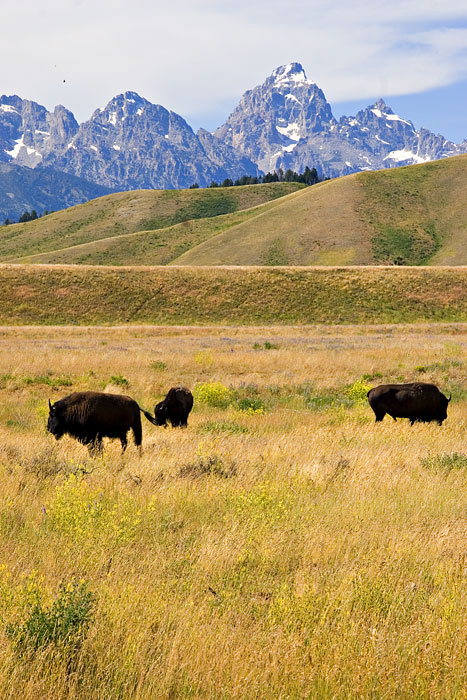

2,156,467,266
0,182,305,261
174,155,467,266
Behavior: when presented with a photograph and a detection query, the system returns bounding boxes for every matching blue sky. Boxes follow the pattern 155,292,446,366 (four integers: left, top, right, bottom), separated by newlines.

1,0,467,142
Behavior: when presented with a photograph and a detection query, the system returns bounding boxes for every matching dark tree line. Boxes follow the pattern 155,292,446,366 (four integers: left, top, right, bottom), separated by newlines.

190,166,321,190
3,209,52,226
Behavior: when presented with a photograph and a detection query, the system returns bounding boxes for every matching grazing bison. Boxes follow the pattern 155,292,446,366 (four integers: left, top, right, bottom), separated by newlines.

367,383,451,425
47,391,157,453
154,386,193,427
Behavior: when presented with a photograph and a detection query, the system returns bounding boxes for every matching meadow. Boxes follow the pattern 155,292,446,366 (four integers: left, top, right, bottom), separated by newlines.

0,264,466,326
0,323,466,699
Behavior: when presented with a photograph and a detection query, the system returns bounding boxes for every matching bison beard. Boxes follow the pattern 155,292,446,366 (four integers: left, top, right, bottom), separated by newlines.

154,386,193,427
367,383,451,425
47,391,157,453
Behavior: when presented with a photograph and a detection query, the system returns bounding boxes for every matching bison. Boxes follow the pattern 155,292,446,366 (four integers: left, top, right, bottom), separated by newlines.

47,391,157,453
367,382,451,425
154,386,193,427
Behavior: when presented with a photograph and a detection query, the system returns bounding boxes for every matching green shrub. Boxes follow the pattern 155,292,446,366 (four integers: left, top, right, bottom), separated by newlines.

253,341,279,350
362,372,383,381
235,397,265,414
109,374,129,387
23,374,72,388
6,579,96,655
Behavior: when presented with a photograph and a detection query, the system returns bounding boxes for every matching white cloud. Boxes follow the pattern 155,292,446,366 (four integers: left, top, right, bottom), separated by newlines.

1,0,467,127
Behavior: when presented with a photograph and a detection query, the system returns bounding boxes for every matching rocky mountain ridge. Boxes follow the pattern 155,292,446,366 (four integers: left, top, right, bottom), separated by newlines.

215,63,467,178
1,63,466,190
0,92,260,191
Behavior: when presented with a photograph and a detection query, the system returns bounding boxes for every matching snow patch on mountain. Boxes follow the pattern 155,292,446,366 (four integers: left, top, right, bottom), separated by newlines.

385,149,430,164
276,122,301,141
5,135,43,166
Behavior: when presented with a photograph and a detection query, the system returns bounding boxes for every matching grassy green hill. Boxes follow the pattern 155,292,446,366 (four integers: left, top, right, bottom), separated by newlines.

0,182,305,262
0,264,466,325
174,155,467,266
2,156,467,266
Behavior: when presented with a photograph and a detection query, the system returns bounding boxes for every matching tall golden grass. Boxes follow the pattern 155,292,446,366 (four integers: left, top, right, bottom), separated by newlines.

0,324,465,699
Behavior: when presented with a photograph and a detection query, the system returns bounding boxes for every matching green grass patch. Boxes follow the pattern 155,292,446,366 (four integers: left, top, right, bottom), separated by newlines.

198,420,249,435
421,453,467,473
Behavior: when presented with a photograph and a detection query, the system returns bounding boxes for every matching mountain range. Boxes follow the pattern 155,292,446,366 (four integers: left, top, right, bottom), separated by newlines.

1,62,466,219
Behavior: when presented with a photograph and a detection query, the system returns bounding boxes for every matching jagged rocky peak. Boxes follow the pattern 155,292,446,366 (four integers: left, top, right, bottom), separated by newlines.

44,89,259,190
97,91,150,122
215,61,336,173
269,62,313,88
0,95,78,167
340,98,414,129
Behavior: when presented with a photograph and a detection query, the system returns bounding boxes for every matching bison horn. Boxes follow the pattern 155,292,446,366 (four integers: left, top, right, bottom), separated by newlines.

448,393,452,402
48,398,53,410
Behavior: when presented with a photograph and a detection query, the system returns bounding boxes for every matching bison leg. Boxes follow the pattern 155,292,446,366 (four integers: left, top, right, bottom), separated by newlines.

373,412,385,422
120,434,128,452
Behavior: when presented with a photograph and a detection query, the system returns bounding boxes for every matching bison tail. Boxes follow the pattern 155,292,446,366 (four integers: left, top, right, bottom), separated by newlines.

139,406,158,426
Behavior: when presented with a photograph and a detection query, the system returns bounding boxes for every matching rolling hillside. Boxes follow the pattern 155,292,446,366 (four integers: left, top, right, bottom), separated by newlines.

174,155,467,266
0,182,305,262
1,156,467,266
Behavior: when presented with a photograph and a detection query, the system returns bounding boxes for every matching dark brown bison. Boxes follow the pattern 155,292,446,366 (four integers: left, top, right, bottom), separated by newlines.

367,383,451,425
154,386,193,427
47,391,157,453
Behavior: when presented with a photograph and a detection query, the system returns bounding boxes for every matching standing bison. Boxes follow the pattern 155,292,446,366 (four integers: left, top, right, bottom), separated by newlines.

47,391,157,453
154,386,193,427
367,383,451,425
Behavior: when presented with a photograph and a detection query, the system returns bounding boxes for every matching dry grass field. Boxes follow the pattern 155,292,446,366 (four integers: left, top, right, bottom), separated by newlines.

0,264,466,325
0,323,466,699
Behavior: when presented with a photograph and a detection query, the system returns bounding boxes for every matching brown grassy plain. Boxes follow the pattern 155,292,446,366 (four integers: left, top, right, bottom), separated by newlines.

0,324,466,699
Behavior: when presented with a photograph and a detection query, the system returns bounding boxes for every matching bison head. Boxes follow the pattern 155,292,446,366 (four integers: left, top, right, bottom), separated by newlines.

154,401,169,426
436,392,451,425
47,399,65,439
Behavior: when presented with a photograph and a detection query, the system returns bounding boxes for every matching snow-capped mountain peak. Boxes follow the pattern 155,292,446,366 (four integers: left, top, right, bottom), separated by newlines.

214,61,335,172
1,64,466,191
271,62,313,88
216,64,467,177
